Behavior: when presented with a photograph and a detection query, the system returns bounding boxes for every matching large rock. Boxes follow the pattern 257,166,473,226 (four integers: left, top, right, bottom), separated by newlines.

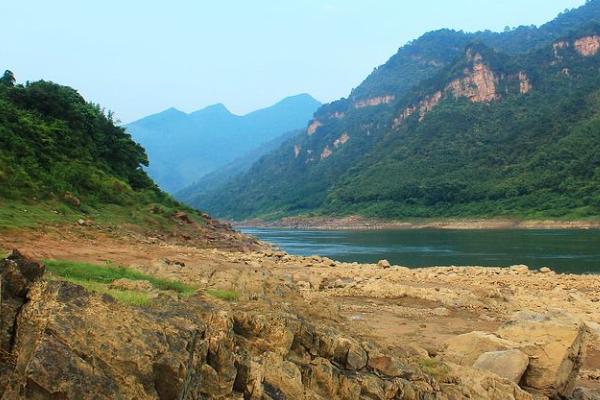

443,363,535,400
473,349,529,383
262,352,304,399
444,331,517,366
0,250,46,394
496,311,588,398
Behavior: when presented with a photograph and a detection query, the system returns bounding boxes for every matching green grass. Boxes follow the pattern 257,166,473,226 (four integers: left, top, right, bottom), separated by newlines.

0,198,206,233
44,259,195,306
0,199,79,230
45,259,195,294
206,289,239,301
418,357,450,380
67,279,153,307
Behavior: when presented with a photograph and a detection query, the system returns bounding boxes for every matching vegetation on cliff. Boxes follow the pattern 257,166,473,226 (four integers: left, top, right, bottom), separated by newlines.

195,2,600,221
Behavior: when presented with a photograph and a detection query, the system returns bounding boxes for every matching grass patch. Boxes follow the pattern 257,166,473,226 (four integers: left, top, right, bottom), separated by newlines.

206,289,239,301
0,199,206,233
44,259,195,306
0,199,79,230
418,357,450,379
45,259,195,296
69,279,152,307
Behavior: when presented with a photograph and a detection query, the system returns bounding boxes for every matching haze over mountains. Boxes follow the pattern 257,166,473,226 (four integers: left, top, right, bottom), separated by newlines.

126,94,321,193
191,0,600,221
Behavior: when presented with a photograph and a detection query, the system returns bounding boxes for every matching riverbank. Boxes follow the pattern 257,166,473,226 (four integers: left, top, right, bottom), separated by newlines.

238,215,600,230
1,224,599,398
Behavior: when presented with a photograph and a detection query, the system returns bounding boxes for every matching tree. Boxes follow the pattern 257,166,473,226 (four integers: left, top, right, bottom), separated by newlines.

0,70,15,86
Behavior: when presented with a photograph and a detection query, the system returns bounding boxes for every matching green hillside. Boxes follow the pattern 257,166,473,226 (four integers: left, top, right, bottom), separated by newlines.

197,2,600,221
0,71,196,230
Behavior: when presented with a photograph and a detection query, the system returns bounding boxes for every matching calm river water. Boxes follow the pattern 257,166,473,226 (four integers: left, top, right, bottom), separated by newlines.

240,228,600,274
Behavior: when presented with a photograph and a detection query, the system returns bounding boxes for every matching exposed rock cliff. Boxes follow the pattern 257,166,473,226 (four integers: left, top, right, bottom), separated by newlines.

574,36,600,57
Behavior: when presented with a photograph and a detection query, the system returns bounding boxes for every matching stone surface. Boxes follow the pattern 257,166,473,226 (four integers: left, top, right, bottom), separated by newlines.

497,311,588,398
444,331,517,366
473,349,530,383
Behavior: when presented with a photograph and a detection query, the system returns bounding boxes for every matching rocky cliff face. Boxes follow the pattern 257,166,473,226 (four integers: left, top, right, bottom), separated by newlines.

574,36,600,57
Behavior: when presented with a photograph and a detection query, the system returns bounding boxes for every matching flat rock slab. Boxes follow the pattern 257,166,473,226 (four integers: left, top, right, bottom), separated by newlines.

473,349,529,383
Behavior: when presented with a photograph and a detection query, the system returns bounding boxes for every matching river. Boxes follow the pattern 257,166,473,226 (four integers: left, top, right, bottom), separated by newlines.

240,228,600,274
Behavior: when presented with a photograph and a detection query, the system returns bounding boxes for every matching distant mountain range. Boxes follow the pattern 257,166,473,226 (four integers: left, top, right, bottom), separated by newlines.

194,0,600,221
126,94,321,192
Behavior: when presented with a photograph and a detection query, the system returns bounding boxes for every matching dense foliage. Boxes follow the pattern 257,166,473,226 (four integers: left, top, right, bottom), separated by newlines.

0,73,168,207
353,0,600,100
196,2,600,221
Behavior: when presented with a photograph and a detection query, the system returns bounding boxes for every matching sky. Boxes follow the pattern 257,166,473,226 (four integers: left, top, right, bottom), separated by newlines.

1,0,586,123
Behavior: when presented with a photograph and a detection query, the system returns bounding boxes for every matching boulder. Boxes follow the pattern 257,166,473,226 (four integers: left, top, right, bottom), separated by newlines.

571,387,600,400
377,259,391,269
496,311,587,398
509,265,529,274
333,337,367,370
472,349,529,383
444,331,517,366
262,353,304,399
444,363,535,400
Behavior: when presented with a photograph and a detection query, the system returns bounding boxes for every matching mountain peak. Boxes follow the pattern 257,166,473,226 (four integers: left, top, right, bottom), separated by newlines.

192,103,232,116
274,93,321,107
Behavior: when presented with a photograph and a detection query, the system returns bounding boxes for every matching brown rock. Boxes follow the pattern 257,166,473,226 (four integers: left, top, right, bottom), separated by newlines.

473,349,529,383
496,311,587,398
173,211,192,224
377,259,391,269
63,192,81,207
262,353,304,399
444,331,517,366
333,337,367,371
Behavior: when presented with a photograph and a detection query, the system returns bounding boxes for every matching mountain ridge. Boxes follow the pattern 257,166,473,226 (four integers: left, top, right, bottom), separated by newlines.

126,93,321,193
194,1,600,221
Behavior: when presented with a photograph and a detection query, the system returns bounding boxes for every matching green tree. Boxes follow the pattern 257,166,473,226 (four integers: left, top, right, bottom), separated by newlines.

0,70,15,86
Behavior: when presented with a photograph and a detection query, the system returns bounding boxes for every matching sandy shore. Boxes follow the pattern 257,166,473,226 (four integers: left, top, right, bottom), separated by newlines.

238,215,600,230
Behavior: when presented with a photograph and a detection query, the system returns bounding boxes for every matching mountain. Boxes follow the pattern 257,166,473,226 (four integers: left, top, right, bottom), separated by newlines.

199,1,600,221
176,129,300,204
126,94,321,193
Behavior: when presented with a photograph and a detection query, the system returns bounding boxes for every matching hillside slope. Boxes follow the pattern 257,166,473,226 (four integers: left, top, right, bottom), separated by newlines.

200,2,600,221
0,71,256,249
176,129,300,205
126,94,320,193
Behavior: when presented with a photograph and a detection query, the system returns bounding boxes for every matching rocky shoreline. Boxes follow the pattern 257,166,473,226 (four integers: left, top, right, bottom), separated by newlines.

1,226,599,399
238,215,600,231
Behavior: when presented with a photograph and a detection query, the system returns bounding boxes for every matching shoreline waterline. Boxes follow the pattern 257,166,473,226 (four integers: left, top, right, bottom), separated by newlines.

240,227,600,275
235,216,600,231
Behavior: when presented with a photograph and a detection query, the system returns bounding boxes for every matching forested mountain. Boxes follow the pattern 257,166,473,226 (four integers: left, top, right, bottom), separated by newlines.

176,129,300,204
198,1,600,221
126,94,320,193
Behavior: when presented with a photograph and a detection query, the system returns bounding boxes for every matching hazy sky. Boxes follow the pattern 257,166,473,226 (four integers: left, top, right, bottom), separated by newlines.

2,0,586,122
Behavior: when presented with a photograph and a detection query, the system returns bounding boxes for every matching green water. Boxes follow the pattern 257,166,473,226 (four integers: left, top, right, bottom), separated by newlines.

241,228,600,274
